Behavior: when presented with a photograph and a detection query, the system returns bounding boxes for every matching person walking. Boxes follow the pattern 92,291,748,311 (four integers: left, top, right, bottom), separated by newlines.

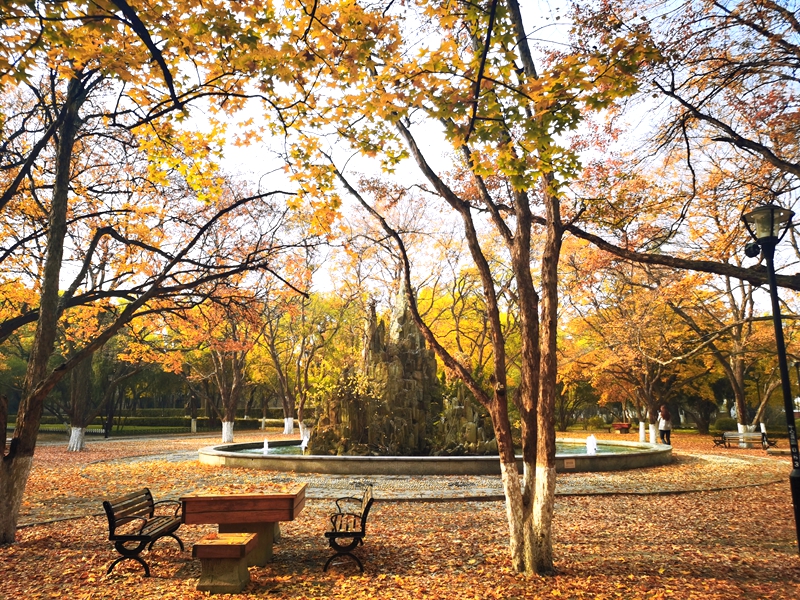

658,405,672,445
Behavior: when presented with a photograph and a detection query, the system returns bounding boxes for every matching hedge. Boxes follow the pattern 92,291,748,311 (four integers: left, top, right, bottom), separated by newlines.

7,417,292,432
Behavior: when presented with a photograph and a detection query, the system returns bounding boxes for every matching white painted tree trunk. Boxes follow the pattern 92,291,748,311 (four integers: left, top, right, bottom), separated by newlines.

639,421,646,442
283,417,294,435
260,418,266,430
299,421,310,440
739,422,756,447
0,456,33,543
532,462,556,571
191,418,197,433
67,427,86,452
499,461,532,572
222,421,234,443
649,423,657,444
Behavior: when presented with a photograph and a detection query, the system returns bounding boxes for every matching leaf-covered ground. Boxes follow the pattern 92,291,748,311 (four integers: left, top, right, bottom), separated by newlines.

2,431,799,599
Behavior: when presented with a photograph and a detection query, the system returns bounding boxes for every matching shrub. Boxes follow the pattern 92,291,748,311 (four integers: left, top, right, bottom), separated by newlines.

767,413,787,429
711,416,737,432
586,416,607,430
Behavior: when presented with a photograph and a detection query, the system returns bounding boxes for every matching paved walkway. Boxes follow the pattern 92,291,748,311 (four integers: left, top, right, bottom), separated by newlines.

112,448,788,500
15,441,790,528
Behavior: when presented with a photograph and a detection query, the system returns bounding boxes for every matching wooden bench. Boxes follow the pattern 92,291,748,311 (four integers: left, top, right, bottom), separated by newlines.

713,431,777,450
102,488,184,576
193,532,257,594
611,423,632,434
324,484,374,573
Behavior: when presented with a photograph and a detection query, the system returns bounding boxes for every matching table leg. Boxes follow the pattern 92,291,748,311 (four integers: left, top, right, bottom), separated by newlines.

218,522,274,567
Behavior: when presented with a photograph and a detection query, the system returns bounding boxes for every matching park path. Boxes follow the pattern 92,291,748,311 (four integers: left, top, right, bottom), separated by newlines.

17,432,790,527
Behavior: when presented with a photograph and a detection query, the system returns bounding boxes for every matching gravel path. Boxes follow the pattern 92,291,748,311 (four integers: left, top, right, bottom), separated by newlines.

16,433,791,527
109,448,788,500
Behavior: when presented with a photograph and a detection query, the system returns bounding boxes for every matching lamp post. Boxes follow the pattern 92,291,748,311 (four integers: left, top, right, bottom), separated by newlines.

793,361,800,409
742,203,800,553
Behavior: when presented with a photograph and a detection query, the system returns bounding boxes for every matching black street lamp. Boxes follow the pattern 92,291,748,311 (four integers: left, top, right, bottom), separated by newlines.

742,203,800,554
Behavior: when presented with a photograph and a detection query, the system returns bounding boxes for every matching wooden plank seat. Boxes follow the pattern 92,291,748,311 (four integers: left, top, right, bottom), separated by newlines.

611,423,632,433
102,488,184,576
193,532,257,594
714,431,777,450
324,484,374,573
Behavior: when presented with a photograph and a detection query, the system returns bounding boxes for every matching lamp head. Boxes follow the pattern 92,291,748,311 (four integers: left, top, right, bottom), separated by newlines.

742,203,794,243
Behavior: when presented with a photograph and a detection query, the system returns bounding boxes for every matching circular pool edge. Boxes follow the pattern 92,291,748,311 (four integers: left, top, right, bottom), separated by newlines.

197,438,672,475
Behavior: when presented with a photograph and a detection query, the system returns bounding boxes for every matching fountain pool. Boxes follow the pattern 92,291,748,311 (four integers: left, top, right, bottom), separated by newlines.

198,438,671,475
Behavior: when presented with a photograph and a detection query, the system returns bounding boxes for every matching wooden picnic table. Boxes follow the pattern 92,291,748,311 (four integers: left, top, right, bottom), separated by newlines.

180,484,306,567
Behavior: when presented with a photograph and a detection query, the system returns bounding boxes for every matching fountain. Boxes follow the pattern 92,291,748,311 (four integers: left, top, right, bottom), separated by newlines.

300,432,310,453
309,297,440,457
198,296,671,474
199,438,671,474
586,435,597,455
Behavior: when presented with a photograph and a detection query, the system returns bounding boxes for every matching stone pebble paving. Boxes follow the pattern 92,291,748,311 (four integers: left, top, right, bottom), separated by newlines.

16,442,790,527
112,448,789,500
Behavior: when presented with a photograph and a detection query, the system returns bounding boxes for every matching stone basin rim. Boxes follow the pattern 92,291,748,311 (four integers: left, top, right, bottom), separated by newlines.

198,438,672,475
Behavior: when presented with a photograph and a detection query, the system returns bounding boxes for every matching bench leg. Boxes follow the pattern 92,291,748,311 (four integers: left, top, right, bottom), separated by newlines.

324,551,364,573
108,541,151,577
325,536,364,573
148,532,185,552
196,556,250,593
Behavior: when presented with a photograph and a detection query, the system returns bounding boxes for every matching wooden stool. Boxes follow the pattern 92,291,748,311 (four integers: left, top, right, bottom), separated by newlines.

193,532,257,594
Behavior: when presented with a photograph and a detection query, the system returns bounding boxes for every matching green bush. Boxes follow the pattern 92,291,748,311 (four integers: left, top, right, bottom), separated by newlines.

586,416,607,430
10,414,292,430
123,408,187,417
93,408,286,419
109,416,289,429
768,413,787,429
711,416,737,432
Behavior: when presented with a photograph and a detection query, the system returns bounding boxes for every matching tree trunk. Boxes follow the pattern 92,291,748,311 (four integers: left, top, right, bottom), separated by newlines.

0,395,7,454
103,391,115,438
216,350,246,443
68,427,87,452
731,360,748,427
1,77,85,544
222,421,234,443
752,379,779,427
0,457,33,543
500,459,530,572
489,399,532,573
67,356,92,449
532,183,561,574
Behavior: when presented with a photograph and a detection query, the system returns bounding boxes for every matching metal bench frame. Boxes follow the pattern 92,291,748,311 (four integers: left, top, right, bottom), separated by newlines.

103,487,184,576
324,484,374,573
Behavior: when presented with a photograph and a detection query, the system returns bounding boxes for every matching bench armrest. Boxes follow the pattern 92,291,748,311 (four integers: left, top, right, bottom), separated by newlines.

153,499,182,517
334,496,362,512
